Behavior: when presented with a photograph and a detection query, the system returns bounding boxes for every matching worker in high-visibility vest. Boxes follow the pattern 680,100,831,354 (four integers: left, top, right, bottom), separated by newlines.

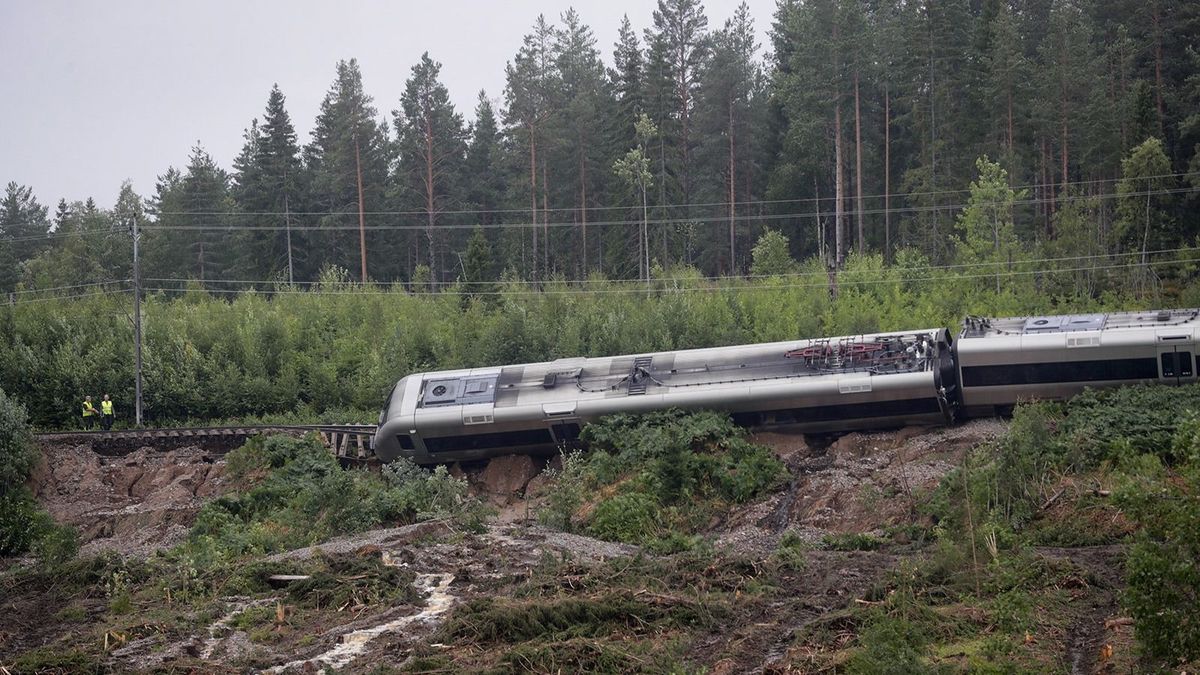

100,394,114,431
82,396,98,429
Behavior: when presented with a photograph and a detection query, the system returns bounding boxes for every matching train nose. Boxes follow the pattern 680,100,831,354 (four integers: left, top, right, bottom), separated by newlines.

374,376,415,463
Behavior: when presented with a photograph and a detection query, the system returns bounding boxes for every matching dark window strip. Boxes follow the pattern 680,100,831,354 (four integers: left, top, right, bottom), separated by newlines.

961,357,1158,387
731,397,943,427
423,428,553,454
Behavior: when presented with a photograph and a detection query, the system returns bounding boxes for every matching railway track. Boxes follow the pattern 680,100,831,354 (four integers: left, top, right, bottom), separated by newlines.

37,424,378,460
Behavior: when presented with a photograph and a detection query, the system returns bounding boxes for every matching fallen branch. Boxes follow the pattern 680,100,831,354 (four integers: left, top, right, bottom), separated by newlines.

1105,617,1134,629
1040,488,1066,511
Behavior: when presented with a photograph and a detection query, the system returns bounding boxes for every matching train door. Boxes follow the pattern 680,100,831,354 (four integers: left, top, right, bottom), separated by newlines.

1158,344,1196,385
551,419,583,447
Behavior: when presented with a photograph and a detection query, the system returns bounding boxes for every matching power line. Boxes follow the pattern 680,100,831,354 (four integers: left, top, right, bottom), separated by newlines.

4,288,132,306
3,172,1192,230
9,279,131,295
147,170,1199,217
138,256,1200,298
140,246,1200,287
136,185,1197,232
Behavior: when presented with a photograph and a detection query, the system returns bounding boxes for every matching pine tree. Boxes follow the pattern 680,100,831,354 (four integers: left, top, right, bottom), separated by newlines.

394,52,467,286
697,2,758,273
504,16,560,280
1037,0,1099,215
306,59,391,281
553,8,610,275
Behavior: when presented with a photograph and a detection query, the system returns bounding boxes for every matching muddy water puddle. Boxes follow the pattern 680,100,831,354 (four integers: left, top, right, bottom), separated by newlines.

267,572,456,673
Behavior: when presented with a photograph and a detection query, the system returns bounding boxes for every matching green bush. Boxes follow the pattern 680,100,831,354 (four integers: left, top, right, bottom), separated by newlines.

190,434,489,560
588,493,660,545
0,387,78,561
537,410,786,546
1117,418,1200,663
1063,384,1200,464
0,264,1145,430
0,486,43,555
580,409,786,506
0,386,35,491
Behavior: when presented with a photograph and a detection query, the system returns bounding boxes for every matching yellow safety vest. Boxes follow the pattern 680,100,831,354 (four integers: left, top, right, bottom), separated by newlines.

82,401,96,417
101,400,113,415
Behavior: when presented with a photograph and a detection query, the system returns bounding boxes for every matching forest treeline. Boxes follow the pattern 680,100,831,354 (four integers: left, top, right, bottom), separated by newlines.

2,0,1199,293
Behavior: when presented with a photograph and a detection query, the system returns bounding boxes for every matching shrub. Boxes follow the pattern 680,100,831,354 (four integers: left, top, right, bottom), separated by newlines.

0,487,43,556
190,434,490,560
0,387,35,491
0,387,78,562
1117,420,1200,663
1063,384,1200,464
588,493,660,545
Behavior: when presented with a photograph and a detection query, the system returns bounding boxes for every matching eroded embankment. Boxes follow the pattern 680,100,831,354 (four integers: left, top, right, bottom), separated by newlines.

8,419,1138,673
30,442,228,557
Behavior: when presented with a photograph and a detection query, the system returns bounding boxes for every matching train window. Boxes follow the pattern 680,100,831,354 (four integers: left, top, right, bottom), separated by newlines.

961,358,1159,387
396,434,415,450
1162,353,1178,378
423,428,554,453
1182,352,1194,378
731,397,943,427
552,422,582,442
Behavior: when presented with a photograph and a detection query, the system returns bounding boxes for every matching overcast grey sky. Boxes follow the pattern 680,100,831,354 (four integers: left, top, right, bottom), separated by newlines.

1,0,775,210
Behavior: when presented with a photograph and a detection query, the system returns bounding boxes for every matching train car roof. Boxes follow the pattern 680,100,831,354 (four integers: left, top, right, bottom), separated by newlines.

960,308,1200,338
413,328,946,409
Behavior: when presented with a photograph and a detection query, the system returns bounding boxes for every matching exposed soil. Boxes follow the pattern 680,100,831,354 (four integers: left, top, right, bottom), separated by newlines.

29,441,228,558
2,420,1139,673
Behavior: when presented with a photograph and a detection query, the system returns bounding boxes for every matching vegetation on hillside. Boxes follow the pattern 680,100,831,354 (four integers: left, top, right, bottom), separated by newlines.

522,393,1200,670
0,433,490,671
7,240,1200,429
540,410,786,551
0,387,76,564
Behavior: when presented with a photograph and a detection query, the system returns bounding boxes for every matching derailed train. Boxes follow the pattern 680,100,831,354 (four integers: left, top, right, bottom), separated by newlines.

374,308,1200,464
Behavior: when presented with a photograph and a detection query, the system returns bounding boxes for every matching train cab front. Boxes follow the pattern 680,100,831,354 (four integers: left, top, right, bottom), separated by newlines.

374,375,425,463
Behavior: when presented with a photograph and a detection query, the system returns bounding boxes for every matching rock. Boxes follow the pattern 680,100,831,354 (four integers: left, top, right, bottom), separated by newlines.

827,433,868,459
479,455,540,501
523,472,551,498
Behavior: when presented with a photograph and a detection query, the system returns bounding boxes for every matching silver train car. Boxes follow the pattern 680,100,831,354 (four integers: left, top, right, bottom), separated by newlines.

375,328,956,463
956,307,1199,416
374,307,1200,464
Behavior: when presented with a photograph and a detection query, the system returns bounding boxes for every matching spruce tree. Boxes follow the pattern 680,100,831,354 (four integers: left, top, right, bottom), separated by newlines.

465,91,504,228
697,2,759,273
0,183,51,268
232,85,307,282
